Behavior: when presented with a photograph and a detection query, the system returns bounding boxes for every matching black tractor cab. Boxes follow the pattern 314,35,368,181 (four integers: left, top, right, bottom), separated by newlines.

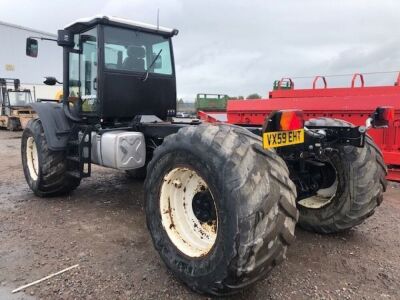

27,16,179,126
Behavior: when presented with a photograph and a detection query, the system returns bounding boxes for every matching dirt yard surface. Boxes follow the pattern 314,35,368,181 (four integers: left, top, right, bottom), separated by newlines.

0,129,399,300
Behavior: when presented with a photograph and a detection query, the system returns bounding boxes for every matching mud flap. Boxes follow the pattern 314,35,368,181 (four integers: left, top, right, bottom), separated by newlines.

30,102,72,151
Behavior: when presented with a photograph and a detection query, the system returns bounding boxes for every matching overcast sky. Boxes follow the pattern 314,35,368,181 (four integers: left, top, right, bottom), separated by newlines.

1,0,400,100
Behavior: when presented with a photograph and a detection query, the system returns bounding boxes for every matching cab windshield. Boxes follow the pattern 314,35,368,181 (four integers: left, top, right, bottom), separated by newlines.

104,26,173,75
8,91,33,106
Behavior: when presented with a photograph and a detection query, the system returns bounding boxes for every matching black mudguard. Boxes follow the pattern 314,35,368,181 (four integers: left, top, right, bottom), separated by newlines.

30,102,72,151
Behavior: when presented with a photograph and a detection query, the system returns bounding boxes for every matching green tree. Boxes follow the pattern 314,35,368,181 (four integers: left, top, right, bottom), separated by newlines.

246,93,262,99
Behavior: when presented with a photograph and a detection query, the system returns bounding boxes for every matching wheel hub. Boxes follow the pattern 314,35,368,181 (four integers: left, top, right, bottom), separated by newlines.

192,189,216,223
298,161,338,209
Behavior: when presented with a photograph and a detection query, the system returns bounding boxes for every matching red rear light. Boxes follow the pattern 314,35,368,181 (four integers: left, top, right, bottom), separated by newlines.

279,110,304,131
264,110,304,132
372,106,395,128
382,106,395,121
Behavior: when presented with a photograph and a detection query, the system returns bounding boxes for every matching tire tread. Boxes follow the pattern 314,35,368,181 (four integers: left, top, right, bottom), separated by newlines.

300,118,387,233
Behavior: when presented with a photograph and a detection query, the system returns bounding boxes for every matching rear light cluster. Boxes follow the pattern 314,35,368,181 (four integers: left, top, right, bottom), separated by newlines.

280,110,304,131
372,106,395,128
264,110,304,132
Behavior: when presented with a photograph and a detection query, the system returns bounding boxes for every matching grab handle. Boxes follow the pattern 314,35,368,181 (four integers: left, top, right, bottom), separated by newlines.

312,76,327,89
351,73,365,88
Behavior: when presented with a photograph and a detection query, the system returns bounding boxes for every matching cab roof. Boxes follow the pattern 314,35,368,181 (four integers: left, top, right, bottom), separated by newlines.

64,15,178,37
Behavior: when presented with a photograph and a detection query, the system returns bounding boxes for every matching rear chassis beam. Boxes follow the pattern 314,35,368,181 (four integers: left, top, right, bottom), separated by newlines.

97,120,365,200
98,120,366,153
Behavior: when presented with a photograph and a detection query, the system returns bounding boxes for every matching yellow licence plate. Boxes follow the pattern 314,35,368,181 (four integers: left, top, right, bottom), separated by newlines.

263,129,305,149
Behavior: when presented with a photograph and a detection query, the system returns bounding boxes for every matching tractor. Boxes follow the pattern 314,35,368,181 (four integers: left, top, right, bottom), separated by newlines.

21,16,389,296
0,78,36,130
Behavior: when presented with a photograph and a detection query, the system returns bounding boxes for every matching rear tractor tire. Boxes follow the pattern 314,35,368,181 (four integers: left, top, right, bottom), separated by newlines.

297,118,387,234
145,123,298,296
21,118,81,197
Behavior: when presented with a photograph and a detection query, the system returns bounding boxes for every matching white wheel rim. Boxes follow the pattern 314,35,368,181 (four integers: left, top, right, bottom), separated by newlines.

298,174,338,209
26,136,39,181
160,167,218,257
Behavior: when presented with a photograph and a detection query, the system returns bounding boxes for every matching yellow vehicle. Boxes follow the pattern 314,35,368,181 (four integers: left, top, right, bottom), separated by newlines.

0,78,36,130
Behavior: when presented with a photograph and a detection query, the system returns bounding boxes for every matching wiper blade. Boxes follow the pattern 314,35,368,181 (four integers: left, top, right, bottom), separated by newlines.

141,49,163,81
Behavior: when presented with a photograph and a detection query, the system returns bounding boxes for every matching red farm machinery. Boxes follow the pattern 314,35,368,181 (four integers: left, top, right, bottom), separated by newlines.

222,73,400,181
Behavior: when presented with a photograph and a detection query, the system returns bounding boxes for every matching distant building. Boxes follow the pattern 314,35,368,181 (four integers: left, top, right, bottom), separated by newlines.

0,20,62,99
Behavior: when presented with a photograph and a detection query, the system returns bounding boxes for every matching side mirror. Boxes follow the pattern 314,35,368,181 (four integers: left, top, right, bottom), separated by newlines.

153,53,162,69
43,77,61,86
57,30,75,47
26,38,38,57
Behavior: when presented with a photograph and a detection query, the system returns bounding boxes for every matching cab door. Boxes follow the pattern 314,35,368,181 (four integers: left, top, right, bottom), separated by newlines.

79,28,98,114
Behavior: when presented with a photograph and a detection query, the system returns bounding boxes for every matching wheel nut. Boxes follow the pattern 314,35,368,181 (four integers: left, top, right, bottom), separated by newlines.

172,179,182,188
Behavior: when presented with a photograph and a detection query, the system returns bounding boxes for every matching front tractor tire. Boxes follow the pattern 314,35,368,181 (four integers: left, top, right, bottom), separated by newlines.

297,118,387,234
21,119,81,197
145,124,298,296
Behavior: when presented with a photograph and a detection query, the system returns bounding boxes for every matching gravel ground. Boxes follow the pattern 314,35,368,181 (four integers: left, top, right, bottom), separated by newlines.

0,130,399,300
